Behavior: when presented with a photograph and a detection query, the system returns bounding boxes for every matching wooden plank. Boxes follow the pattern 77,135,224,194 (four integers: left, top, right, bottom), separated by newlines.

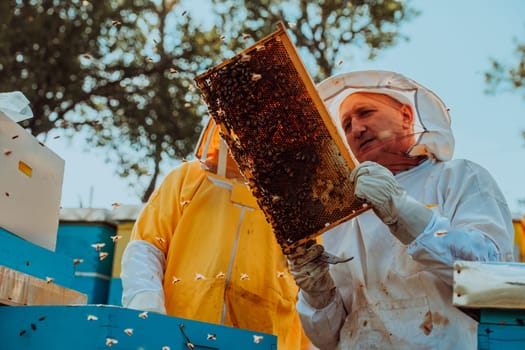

453,261,525,309
0,266,86,306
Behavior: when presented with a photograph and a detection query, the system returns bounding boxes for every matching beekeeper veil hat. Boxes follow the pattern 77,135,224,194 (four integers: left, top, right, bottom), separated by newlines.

317,70,454,162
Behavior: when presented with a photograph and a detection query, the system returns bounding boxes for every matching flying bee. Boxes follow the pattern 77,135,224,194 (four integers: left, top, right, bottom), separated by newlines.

91,242,106,251
207,334,217,340
195,273,206,280
110,235,122,243
253,335,264,344
45,277,54,284
124,328,133,336
215,271,225,278
105,338,118,346
138,311,148,319
99,252,109,261
87,315,98,321
172,276,181,284
240,273,249,280
73,258,84,265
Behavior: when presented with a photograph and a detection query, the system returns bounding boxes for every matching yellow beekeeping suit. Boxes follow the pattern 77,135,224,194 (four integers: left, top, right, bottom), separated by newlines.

127,119,312,350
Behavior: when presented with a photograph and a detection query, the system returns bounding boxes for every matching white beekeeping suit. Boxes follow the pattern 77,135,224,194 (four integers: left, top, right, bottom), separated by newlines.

290,70,514,350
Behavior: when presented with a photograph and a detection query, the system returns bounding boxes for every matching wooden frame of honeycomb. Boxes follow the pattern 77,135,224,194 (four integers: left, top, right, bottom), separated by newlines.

195,22,368,253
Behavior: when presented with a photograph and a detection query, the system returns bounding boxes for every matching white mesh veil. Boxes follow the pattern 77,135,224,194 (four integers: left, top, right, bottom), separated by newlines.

317,70,454,162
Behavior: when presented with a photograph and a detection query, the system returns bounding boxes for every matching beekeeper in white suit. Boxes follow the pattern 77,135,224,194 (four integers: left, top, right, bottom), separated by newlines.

287,70,514,349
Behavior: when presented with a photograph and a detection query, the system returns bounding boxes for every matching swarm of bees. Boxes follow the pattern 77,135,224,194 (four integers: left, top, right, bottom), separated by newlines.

195,25,366,253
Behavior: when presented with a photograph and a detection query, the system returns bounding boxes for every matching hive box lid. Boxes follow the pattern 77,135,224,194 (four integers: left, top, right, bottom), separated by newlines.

0,111,64,251
0,305,277,349
453,260,525,309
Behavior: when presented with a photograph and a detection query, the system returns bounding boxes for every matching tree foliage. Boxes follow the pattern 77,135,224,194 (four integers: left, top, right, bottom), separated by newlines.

0,0,418,203
211,0,418,81
485,36,525,143
0,0,148,137
1,0,228,202
485,39,525,96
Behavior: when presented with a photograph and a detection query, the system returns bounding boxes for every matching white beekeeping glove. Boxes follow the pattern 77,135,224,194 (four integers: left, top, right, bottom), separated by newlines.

287,241,344,309
121,240,167,314
350,161,433,244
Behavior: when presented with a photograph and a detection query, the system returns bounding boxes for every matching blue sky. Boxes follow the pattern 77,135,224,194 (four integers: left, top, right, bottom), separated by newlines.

45,0,525,216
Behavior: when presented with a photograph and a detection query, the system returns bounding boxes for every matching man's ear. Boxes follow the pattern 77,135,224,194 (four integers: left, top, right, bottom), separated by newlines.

400,104,414,128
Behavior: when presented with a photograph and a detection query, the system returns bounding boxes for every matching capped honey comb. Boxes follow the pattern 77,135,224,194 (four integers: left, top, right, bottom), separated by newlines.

195,22,368,253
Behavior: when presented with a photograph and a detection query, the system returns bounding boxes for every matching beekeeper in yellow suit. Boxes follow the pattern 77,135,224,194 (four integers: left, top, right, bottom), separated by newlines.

121,118,313,350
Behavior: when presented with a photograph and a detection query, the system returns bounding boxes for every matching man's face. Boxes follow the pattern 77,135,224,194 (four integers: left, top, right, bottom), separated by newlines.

338,92,416,169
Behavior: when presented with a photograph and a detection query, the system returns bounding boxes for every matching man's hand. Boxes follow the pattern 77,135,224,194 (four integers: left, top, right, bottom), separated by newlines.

350,161,434,244
287,241,336,309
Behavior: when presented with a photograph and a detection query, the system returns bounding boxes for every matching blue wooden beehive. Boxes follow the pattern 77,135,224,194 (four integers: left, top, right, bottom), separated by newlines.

1,224,278,350
477,309,525,350
0,227,87,306
0,227,76,288
56,219,117,304
0,305,277,349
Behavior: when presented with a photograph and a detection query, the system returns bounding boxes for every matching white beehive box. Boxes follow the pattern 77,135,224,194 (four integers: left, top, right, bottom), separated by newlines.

0,92,64,251
453,260,525,309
